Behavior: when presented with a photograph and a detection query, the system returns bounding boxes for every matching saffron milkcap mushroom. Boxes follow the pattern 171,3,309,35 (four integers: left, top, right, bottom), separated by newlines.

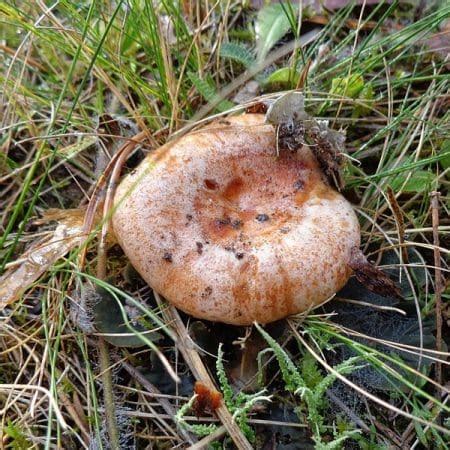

112,113,360,325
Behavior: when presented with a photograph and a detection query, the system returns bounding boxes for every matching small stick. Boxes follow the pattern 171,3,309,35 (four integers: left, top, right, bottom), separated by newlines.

336,297,406,315
155,293,253,450
59,391,90,444
186,425,227,450
97,337,120,449
122,361,196,445
430,192,443,406
387,186,408,267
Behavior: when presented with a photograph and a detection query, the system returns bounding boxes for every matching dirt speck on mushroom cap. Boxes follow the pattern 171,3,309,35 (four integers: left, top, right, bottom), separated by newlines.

112,114,360,325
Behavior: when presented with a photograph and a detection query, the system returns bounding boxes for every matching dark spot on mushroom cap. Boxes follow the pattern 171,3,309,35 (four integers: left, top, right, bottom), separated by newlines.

231,219,243,229
216,217,231,226
293,179,304,191
196,242,203,254
209,217,234,239
204,179,219,190
235,252,245,260
256,214,269,222
201,286,213,298
162,252,173,262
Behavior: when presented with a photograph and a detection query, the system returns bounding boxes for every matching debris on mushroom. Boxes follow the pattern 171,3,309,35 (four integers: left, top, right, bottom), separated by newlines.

266,92,346,190
348,247,403,300
112,111,368,325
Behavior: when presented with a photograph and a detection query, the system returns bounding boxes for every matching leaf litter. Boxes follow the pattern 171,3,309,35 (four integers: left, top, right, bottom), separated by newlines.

265,92,346,190
0,209,86,310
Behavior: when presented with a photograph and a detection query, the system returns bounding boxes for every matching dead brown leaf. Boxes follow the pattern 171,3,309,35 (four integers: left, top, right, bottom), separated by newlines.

0,211,86,310
348,247,403,300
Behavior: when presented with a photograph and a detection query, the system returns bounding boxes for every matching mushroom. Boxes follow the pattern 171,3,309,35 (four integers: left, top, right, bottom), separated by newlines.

112,113,360,325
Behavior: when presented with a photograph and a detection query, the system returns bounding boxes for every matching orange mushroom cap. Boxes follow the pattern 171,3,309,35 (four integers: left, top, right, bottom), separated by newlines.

112,114,360,325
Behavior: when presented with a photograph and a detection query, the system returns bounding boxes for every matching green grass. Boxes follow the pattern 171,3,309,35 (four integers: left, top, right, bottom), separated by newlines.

1,0,449,448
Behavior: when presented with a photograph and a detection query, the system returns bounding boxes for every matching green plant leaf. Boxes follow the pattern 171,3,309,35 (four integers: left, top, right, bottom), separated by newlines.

330,73,365,99
255,323,305,393
187,71,234,112
440,139,450,169
264,67,299,88
255,2,297,62
91,285,162,348
4,420,32,449
353,82,374,118
391,170,434,193
300,352,323,390
220,41,255,68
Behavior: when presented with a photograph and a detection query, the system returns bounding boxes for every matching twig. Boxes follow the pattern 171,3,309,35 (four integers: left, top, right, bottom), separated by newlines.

335,297,406,315
98,408,308,429
97,338,120,449
122,361,197,445
155,293,253,450
387,186,408,267
430,192,443,407
372,419,403,447
186,425,227,450
59,391,90,444
304,15,399,32
0,43,46,71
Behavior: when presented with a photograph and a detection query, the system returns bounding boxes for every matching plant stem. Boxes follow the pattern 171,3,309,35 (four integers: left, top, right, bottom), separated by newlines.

430,191,443,415
98,337,120,450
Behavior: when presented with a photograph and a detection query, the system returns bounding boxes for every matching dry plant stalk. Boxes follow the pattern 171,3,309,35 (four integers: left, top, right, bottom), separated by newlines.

386,186,409,266
91,137,150,450
186,425,227,450
122,361,197,445
156,293,253,450
430,192,443,400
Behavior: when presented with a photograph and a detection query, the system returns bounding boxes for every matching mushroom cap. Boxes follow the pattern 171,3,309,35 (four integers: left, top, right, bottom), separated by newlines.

112,114,360,325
